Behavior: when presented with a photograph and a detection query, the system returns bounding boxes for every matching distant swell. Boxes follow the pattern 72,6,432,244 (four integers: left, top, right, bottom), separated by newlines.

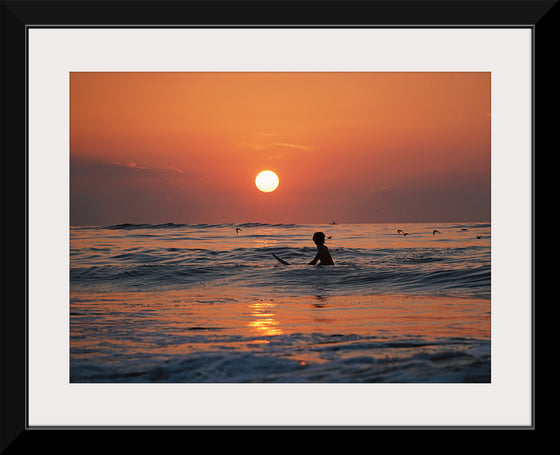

102,222,301,230
70,260,490,296
71,223,490,297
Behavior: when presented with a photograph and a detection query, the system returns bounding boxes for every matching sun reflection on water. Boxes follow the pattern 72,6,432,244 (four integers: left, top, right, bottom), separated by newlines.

248,301,284,337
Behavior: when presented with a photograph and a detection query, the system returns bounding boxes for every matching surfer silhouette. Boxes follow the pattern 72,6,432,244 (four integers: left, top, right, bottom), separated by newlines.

308,231,334,265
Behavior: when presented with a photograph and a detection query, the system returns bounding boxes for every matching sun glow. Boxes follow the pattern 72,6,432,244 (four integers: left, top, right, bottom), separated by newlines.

255,170,279,193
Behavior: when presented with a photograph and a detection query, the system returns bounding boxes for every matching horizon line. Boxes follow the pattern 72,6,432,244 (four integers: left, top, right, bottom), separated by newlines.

70,220,491,228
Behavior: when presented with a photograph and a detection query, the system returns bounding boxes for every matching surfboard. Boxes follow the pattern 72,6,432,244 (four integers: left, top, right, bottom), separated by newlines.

272,253,291,265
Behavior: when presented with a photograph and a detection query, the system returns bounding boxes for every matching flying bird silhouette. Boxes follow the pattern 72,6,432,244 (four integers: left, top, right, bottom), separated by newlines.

236,228,242,234
433,230,440,235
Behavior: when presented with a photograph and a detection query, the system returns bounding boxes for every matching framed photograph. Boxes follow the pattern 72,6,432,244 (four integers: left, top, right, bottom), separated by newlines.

1,0,550,445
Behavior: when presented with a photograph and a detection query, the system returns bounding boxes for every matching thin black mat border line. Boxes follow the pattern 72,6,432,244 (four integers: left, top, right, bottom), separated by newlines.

24,26,532,430
24,424,531,430
22,26,537,428
23,24,537,28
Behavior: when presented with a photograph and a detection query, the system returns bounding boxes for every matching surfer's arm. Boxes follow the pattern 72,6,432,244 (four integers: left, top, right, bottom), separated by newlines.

309,246,334,265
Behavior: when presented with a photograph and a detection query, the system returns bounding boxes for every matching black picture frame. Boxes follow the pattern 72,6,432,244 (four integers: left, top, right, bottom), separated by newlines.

1,0,551,448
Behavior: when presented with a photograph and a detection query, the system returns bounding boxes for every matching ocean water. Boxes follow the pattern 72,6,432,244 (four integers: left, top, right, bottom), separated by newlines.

70,222,491,383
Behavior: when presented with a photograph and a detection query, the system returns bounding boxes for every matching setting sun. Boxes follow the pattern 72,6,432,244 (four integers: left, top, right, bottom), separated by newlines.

255,170,279,193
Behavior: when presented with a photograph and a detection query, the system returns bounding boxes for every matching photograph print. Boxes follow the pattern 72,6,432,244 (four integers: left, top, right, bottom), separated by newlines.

69,71,491,383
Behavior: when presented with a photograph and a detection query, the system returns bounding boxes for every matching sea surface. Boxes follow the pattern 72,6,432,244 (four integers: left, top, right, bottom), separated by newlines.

70,222,491,383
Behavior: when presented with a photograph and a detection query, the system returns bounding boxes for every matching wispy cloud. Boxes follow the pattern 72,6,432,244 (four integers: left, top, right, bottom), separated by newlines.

119,162,185,174
273,142,314,151
70,159,201,180
244,142,314,152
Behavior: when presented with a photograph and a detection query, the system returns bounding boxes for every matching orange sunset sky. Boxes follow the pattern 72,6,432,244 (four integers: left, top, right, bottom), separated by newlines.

70,72,490,226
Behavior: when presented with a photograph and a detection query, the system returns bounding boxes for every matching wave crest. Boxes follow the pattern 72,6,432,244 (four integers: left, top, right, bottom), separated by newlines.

102,222,302,230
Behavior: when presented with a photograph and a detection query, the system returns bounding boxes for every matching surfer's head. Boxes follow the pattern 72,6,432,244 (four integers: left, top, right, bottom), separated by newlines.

312,231,326,245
